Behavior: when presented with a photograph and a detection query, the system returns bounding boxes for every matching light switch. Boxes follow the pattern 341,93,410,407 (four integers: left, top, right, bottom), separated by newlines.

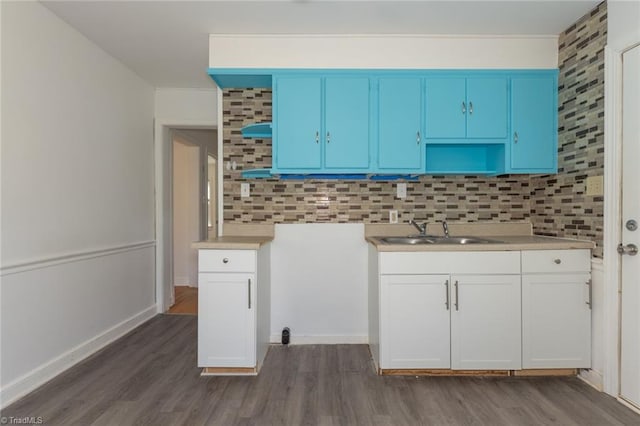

397,183,407,199
241,183,250,198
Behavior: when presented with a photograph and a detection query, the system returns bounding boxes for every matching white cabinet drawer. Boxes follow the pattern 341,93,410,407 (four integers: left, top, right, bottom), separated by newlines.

198,249,256,273
379,251,520,275
521,249,590,274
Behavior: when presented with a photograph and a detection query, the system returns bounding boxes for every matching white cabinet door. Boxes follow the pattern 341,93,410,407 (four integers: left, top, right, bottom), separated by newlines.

380,274,451,369
198,272,256,368
450,274,521,370
522,273,591,368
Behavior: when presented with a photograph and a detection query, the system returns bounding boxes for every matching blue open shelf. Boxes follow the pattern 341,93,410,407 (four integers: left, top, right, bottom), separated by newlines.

241,122,272,138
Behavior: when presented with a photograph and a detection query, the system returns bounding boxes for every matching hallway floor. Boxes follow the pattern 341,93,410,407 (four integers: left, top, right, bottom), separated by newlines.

167,286,197,315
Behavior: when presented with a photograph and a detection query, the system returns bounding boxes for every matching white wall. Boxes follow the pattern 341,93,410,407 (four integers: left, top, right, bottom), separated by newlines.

608,0,640,51
172,138,200,287
209,34,558,69
0,2,155,407
270,224,368,343
155,88,217,124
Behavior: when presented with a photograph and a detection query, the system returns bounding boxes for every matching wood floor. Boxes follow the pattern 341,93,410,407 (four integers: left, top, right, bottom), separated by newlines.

167,286,198,315
3,315,639,426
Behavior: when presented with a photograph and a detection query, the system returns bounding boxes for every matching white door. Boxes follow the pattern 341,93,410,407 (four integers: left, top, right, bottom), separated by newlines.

620,44,640,408
450,274,521,370
522,273,591,368
380,274,451,369
198,272,256,367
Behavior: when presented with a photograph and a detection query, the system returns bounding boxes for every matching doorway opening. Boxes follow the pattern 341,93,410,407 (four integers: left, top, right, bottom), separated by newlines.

167,128,217,315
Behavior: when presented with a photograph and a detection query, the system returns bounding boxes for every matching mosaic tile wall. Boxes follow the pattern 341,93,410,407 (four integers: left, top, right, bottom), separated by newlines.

530,2,606,258
222,89,531,226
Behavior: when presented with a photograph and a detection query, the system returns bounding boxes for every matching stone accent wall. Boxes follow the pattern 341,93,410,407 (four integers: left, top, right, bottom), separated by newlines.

222,89,531,225
530,1,606,258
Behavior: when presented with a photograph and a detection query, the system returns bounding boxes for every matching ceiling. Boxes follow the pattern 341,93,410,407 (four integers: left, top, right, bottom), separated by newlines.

42,1,602,89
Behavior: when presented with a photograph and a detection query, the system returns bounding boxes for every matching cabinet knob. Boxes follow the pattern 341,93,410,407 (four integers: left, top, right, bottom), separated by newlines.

223,258,229,264
554,258,561,264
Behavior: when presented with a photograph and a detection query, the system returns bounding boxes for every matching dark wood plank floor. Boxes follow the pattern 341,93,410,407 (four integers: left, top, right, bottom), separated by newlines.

3,315,639,425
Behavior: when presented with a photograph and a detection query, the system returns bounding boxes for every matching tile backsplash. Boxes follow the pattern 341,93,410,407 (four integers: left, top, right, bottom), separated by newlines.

222,1,606,258
530,1,606,258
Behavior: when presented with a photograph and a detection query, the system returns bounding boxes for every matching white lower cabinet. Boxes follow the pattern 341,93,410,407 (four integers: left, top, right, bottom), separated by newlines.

198,272,256,368
521,249,592,369
374,251,522,370
371,248,592,372
381,274,451,368
197,246,271,372
450,274,521,370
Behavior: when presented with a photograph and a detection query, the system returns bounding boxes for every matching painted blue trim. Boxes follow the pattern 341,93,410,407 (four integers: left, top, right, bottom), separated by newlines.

241,122,272,138
207,67,559,88
240,168,273,178
279,174,368,180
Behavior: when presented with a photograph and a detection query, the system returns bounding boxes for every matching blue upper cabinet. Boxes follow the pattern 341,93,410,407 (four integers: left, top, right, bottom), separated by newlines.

272,75,371,173
324,77,370,169
273,77,322,170
509,75,558,173
378,77,424,171
425,76,508,142
425,78,466,138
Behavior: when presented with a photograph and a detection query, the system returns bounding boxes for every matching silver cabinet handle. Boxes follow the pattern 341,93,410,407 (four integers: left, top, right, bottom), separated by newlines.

223,258,229,264
586,279,592,309
514,132,519,144
327,131,331,143
461,102,466,114
315,131,319,144
469,102,473,115
248,278,252,309
454,280,459,311
445,280,450,310
416,131,421,145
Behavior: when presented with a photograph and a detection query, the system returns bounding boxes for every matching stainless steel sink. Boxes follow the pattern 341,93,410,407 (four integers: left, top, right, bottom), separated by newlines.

428,236,503,245
378,236,437,245
378,236,503,245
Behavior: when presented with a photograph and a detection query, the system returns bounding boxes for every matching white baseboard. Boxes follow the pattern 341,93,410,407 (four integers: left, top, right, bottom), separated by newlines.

269,334,368,345
579,369,604,391
0,305,157,409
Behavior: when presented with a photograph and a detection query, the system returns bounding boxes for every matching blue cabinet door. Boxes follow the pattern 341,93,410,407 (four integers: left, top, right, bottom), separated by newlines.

324,77,370,169
378,78,423,170
274,77,322,170
466,78,508,139
511,77,557,171
425,78,466,138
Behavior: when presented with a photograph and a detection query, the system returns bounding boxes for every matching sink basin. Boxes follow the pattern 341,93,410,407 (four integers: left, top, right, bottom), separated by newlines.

379,236,437,245
378,236,503,245
429,236,503,244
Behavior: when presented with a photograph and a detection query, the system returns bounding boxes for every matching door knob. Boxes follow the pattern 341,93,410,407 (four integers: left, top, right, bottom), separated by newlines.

617,243,638,256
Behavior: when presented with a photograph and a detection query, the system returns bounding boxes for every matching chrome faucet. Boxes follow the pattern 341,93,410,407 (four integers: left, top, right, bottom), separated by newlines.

442,221,450,238
409,219,427,236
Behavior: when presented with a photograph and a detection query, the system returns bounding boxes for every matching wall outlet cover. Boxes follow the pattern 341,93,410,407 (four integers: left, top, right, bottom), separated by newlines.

397,183,407,199
241,183,250,198
389,210,398,224
586,175,604,196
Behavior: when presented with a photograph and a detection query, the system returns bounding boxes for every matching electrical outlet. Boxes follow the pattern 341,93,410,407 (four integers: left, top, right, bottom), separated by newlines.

389,210,398,224
586,175,604,196
241,183,250,198
397,183,407,199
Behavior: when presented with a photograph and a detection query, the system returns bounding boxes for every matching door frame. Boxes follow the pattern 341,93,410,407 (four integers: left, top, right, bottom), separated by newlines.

603,42,640,400
154,119,219,314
